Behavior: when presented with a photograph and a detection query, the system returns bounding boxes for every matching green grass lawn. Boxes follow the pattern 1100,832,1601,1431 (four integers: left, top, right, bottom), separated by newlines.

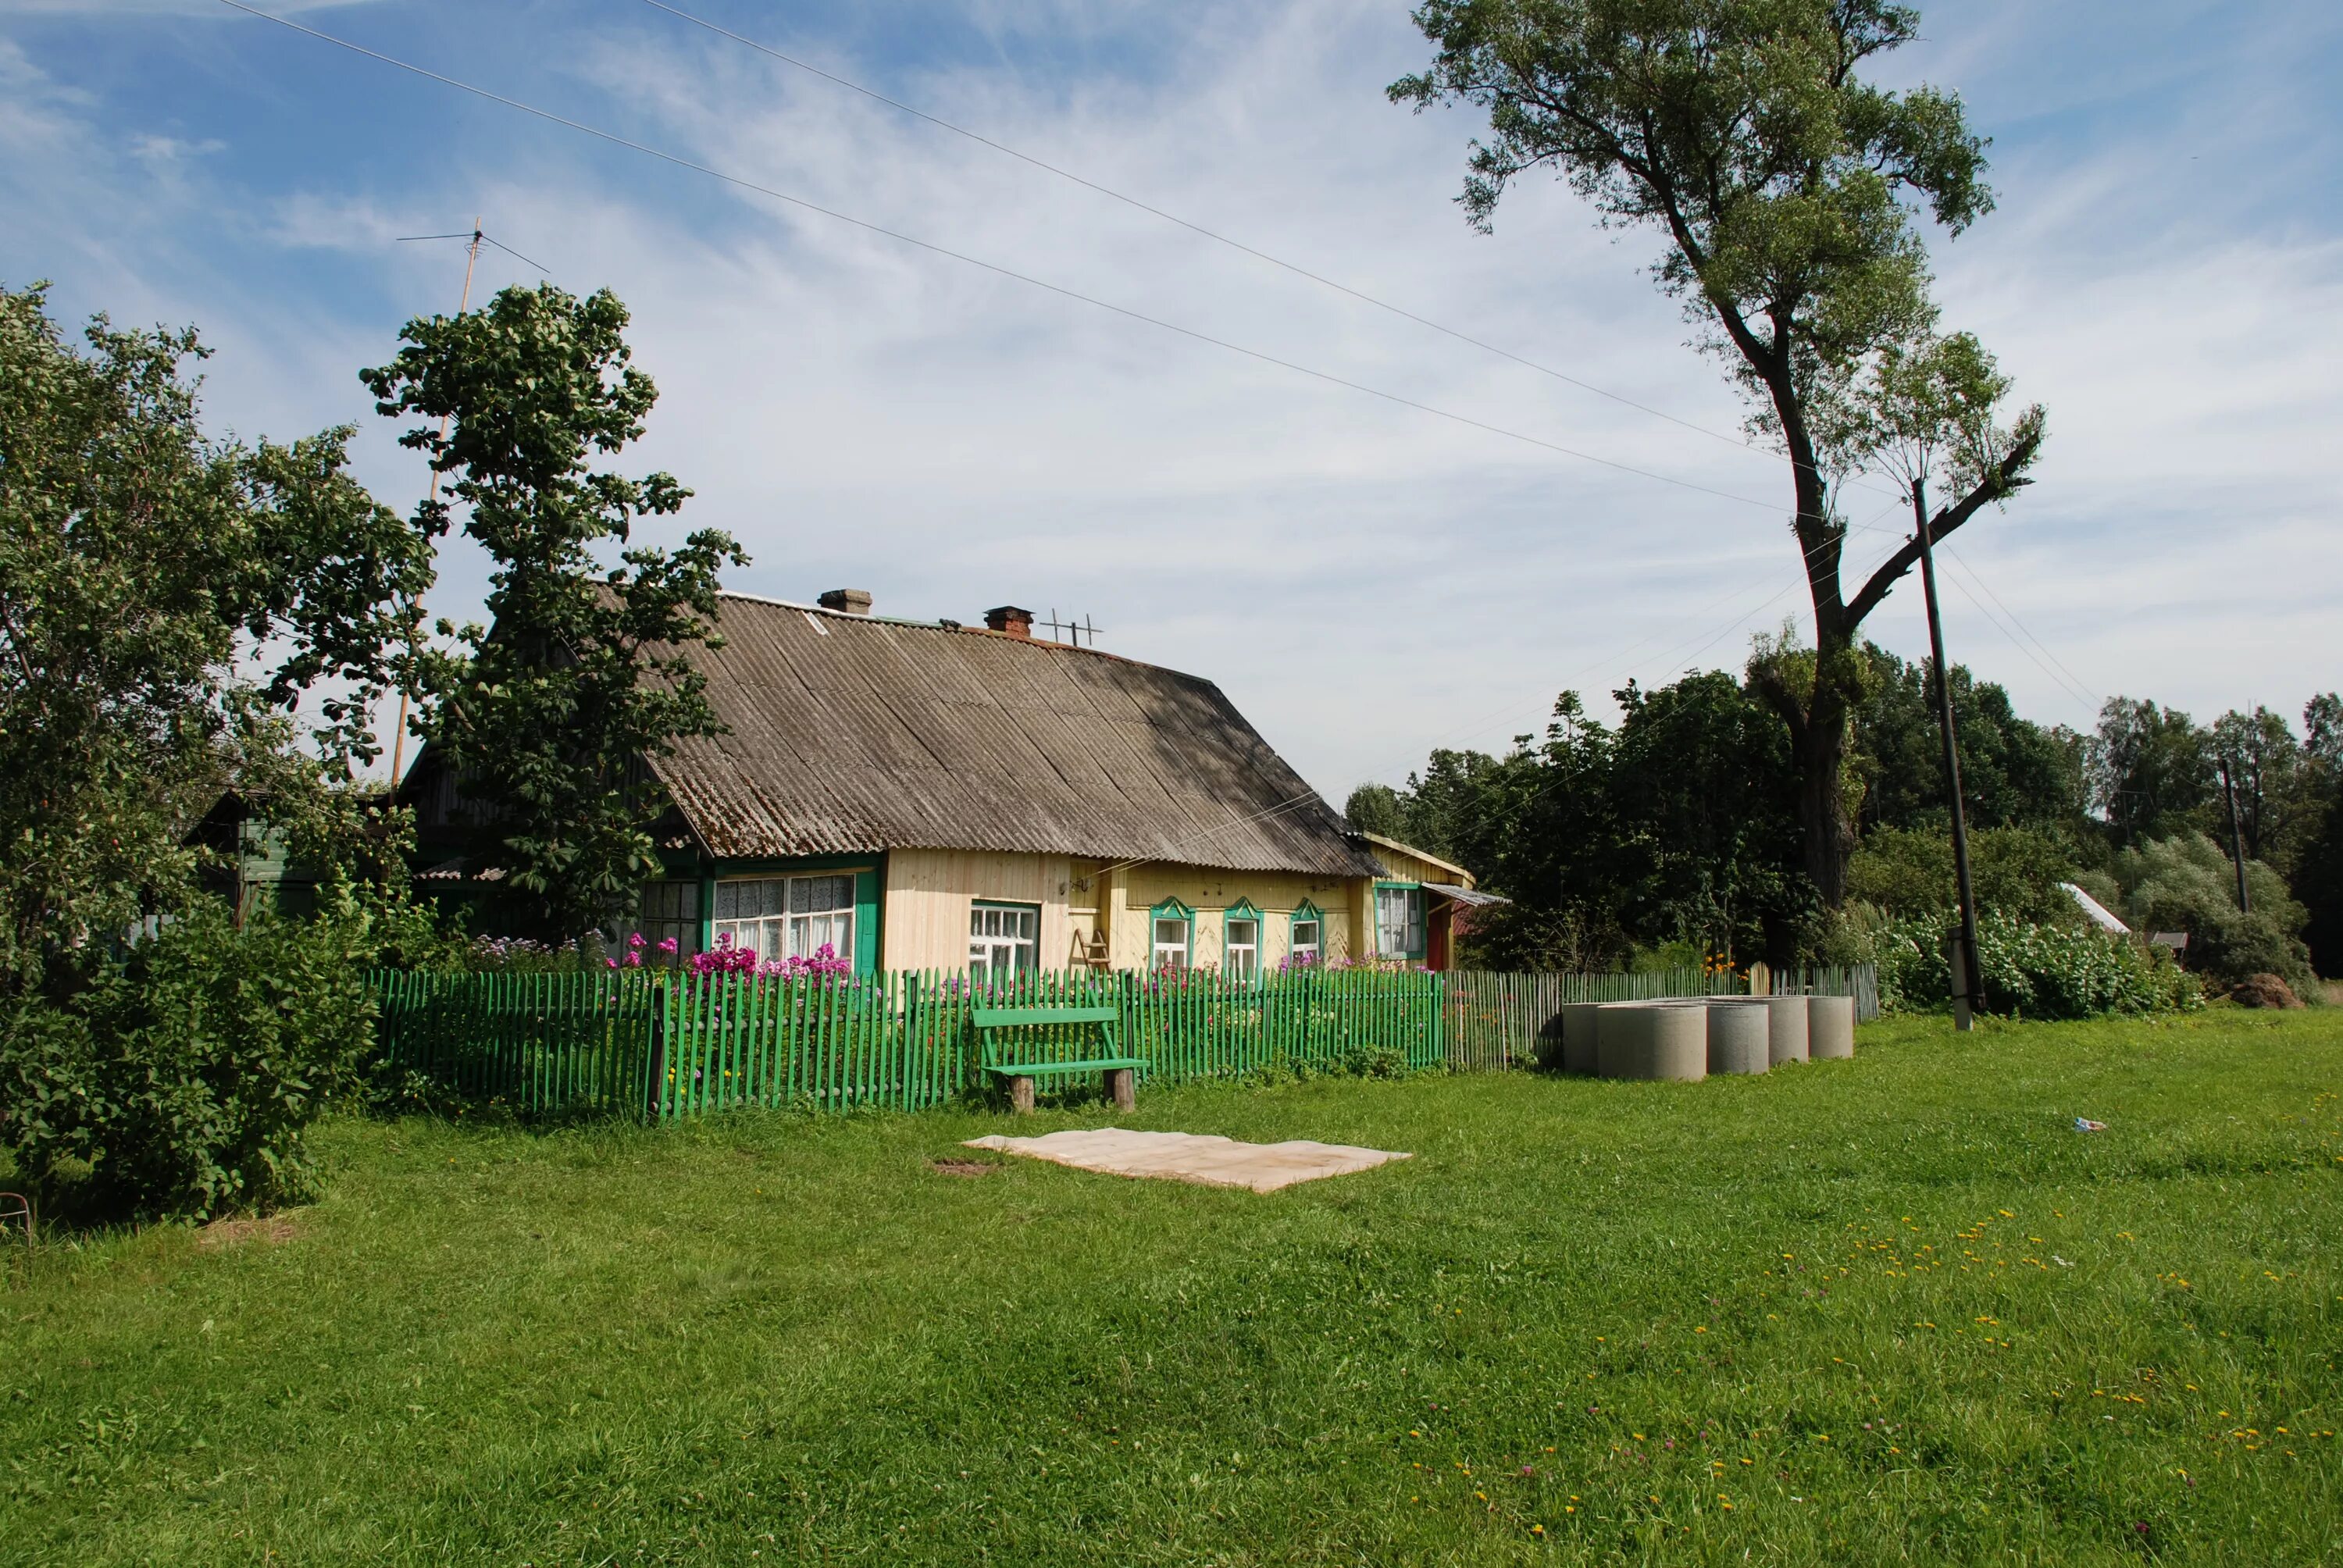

5,1010,2341,1566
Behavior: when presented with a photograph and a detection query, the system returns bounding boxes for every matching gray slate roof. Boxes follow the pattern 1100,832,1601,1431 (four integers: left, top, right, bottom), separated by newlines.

646,594,1380,878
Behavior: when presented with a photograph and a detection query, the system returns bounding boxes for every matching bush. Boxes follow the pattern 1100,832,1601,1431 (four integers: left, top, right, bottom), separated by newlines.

1876,911,2198,1021
1846,825,2082,926
0,894,378,1223
2112,834,2316,995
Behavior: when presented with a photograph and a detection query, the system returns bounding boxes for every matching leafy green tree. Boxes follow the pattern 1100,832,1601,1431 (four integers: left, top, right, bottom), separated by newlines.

1846,825,2080,927
363,284,746,941
2293,693,2343,976
1392,0,2042,906
1607,672,1806,964
0,283,430,991
1853,643,2085,836
2087,698,2212,849
2210,706,2307,868
1343,782,1410,842
2109,832,2313,994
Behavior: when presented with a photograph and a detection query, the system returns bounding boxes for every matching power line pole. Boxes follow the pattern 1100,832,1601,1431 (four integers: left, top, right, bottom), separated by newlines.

2219,745,2252,914
387,217,483,790
1913,475,1980,1031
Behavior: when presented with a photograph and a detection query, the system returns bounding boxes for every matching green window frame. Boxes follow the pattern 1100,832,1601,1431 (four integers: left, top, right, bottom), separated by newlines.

1222,898,1264,983
1374,881,1427,961
1150,897,1195,972
1288,900,1325,968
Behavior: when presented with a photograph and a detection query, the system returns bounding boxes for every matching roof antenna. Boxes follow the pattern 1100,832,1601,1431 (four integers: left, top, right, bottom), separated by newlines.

385,218,485,789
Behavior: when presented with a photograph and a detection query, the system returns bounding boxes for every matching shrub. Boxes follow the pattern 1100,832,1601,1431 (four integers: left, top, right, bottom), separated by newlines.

0,894,378,1223
2112,834,2316,995
1876,911,2198,1020
1846,825,2082,926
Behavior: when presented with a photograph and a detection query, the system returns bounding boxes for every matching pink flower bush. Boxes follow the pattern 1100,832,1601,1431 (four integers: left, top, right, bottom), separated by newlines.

682,933,852,979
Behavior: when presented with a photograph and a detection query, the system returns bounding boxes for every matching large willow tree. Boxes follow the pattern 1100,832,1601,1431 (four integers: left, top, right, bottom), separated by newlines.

1393,0,2044,904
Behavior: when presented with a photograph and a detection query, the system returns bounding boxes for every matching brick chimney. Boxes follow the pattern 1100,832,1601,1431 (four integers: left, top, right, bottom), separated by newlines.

983,604,1034,639
817,588,872,615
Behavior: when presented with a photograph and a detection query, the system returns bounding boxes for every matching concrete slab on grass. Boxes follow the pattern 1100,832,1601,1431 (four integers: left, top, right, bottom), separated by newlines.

963,1128,1411,1193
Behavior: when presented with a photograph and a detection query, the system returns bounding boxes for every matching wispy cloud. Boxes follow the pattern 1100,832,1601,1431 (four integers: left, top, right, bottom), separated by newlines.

5,0,2341,789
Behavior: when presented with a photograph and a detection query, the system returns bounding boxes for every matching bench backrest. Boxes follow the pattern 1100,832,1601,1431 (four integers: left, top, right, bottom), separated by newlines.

971,1004,1121,1029
970,1003,1122,1067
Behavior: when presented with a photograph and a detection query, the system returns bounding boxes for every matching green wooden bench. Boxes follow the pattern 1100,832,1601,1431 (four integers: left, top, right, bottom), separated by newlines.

971,1003,1145,1114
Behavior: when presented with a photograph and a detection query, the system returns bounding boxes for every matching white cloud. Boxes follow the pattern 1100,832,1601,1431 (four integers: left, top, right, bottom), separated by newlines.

5,0,2340,794
128,131,223,159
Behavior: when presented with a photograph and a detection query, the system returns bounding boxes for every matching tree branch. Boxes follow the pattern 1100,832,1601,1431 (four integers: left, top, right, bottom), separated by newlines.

1844,424,2045,629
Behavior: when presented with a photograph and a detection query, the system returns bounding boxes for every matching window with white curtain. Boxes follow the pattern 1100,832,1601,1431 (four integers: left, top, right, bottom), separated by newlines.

1289,915,1322,965
1375,885,1425,959
713,874,856,962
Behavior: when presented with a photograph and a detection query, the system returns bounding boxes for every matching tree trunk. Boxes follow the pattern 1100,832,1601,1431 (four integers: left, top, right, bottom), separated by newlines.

1796,640,1856,909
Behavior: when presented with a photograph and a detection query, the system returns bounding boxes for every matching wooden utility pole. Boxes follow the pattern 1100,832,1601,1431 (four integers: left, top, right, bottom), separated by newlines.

1913,476,1981,1031
2220,747,2252,914
387,218,483,790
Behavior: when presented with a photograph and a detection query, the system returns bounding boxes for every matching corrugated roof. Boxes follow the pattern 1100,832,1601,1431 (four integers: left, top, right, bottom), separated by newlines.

644,595,1382,878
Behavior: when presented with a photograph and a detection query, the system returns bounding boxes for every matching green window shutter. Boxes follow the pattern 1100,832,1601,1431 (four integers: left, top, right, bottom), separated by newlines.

854,868,881,975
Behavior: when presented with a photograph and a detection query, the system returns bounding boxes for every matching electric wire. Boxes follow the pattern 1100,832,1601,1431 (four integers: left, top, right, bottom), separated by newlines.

481,234,553,275
215,0,1783,514
1089,510,1908,878
1935,565,2100,717
398,230,554,276
635,0,1803,472
1940,543,2102,709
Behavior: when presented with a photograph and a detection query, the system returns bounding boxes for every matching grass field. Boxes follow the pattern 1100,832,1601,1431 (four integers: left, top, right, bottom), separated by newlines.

4,1009,2340,1566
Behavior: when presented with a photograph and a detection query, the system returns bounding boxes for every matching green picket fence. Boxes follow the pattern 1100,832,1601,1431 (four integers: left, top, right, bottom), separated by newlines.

369,961,1875,1121
369,968,661,1116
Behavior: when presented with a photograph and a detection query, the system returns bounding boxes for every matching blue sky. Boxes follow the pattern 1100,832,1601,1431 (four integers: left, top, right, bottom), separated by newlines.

5,0,2341,800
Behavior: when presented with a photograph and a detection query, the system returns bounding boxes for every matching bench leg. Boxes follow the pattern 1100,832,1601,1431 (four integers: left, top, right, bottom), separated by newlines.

1009,1074,1036,1114
1105,1066,1136,1114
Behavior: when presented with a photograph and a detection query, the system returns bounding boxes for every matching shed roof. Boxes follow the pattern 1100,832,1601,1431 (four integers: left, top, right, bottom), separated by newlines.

642,594,1380,878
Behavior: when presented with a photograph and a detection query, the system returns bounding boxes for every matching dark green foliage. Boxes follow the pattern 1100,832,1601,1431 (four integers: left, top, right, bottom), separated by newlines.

1853,644,2086,834
2297,793,2343,978
1847,825,2081,927
1381,678,1806,969
2212,706,2308,867
363,285,747,942
0,283,433,991
0,896,379,1223
2109,834,2316,995
1875,911,2196,1019
1341,781,1407,840
1607,672,1810,961
2088,697,2213,847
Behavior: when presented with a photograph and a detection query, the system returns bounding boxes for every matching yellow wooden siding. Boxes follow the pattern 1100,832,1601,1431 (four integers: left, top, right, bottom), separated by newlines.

880,849,1079,972
880,850,1371,974
1364,836,1474,889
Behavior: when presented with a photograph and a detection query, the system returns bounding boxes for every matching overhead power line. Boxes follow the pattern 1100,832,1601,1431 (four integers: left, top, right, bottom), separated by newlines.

216,0,1784,514
635,0,1794,468
1939,545,2102,711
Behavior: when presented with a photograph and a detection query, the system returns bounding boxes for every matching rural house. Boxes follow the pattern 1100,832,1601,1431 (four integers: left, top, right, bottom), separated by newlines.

402,590,1489,975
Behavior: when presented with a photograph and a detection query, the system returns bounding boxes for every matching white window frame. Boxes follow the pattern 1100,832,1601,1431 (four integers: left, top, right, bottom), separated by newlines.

1151,915,1191,971
712,873,857,964
1225,914,1261,982
968,901,1040,977
1289,915,1322,966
